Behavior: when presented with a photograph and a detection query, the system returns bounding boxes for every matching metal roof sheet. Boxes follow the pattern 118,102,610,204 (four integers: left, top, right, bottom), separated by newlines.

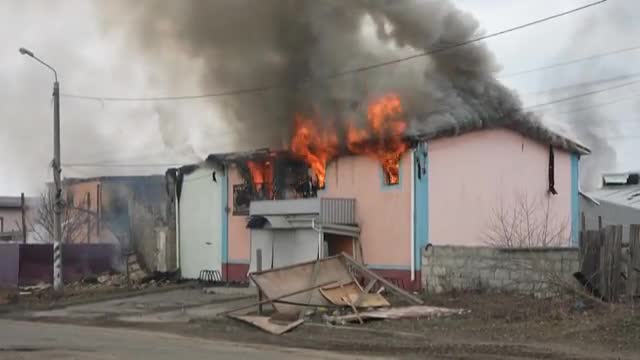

587,184,640,210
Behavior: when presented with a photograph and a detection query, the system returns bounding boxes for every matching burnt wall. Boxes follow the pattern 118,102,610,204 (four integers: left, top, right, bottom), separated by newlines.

101,176,173,272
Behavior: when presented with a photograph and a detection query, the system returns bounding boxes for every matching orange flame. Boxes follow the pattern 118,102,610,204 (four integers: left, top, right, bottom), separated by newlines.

347,94,408,184
247,160,273,198
290,115,338,188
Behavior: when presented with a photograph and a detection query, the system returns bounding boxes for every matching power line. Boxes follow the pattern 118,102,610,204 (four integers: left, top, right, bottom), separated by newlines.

61,0,606,103
500,44,640,79
524,78,640,110
547,91,640,116
64,74,640,167
63,163,183,168
519,72,640,98
606,135,640,140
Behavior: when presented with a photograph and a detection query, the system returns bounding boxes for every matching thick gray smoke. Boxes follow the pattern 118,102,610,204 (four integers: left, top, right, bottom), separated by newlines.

567,101,616,191
555,0,639,190
99,0,530,149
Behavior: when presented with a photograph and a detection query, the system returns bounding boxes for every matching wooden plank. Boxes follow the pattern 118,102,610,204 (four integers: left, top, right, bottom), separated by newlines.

581,230,602,295
227,315,304,335
319,282,361,306
600,226,623,302
299,259,321,319
323,306,466,324
629,224,640,298
342,288,364,325
353,279,378,307
610,225,623,302
250,256,354,314
319,282,390,308
350,293,391,308
599,227,611,301
341,253,424,305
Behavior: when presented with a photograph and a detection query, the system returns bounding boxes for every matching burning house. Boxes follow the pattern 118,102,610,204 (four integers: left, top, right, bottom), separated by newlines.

167,93,589,289
97,0,598,288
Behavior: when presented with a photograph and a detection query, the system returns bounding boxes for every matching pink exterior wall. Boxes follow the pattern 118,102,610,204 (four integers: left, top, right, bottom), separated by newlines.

227,165,250,264
321,154,412,268
428,128,572,247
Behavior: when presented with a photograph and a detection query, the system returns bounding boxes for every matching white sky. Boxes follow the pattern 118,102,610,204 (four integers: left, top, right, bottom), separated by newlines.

1,0,638,195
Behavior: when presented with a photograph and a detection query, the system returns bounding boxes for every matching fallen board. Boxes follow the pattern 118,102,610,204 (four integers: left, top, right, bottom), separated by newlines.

250,256,355,314
323,305,466,324
227,315,304,335
319,283,390,308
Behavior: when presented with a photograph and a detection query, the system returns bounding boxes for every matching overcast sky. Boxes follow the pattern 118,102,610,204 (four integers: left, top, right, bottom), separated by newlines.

1,0,638,195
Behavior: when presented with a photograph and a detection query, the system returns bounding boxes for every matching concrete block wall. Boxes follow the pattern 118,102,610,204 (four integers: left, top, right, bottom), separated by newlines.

422,245,580,295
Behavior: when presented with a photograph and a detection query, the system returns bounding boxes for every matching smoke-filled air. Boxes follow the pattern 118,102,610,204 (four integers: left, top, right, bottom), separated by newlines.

98,0,530,146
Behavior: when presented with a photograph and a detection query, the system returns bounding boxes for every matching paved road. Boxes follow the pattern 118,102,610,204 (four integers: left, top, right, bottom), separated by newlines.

0,320,378,360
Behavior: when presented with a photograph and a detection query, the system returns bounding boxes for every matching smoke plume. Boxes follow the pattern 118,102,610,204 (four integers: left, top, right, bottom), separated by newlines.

99,0,532,149
554,0,640,190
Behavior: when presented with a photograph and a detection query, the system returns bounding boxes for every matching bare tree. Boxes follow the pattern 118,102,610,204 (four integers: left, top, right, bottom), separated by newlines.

30,192,87,244
484,191,570,248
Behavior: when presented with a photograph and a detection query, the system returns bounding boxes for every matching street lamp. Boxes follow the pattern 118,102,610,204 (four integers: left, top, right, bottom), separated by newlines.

19,47,63,293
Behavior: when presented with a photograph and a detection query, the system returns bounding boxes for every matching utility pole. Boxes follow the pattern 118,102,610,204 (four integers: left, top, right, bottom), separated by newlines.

19,47,63,292
21,192,27,243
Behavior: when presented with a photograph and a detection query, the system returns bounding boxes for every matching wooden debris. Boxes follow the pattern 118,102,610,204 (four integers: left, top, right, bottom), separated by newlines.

629,225,640,298
319,282,361,306
343,291,364,325
319,282,390,308
228,315,304,335
341,253,424,305
323,305,466,325
250,255,355,314
219,280,342,316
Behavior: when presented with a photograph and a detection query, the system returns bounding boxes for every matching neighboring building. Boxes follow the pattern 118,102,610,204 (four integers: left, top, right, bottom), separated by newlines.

62,176,175,272
0,195,39,243
581,171,640,240
169,120,588,289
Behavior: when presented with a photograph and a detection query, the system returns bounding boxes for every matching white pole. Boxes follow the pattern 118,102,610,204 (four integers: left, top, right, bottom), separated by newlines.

175,185,181,270
410,149,416,282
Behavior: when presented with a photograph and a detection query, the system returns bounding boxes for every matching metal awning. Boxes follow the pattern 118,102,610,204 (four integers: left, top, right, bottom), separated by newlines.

247,215,360,237
247,215,293,229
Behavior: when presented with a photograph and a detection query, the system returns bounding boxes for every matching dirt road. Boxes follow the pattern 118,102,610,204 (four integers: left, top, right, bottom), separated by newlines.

0,319,378,360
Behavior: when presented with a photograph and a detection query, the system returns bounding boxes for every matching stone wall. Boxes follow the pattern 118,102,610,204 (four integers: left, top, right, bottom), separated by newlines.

422,245,580,294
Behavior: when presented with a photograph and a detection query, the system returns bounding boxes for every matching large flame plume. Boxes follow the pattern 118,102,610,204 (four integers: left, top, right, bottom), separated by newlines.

290,116,339,188
246,159,274,198
290,94,408,187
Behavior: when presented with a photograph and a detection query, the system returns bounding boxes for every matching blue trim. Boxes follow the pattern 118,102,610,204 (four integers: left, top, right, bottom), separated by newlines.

367,264,411,271
414,142,429,271
571,154,580,246
379,158,402,190
221,168,229,264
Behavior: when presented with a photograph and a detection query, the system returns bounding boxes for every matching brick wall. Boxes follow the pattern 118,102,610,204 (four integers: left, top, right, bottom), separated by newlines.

422,245,579,295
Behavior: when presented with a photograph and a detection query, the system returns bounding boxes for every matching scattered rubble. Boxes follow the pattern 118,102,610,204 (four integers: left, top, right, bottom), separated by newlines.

322,305,468,325
126,253,147,283
223,253,464,335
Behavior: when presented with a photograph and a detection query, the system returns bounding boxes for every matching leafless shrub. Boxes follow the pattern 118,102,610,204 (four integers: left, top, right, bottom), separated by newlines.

29,192,87,244
484,191,569,248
